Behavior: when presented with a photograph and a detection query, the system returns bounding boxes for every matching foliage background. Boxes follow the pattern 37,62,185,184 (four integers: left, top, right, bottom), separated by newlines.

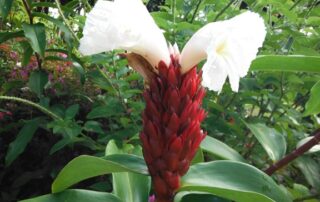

0,0,319,201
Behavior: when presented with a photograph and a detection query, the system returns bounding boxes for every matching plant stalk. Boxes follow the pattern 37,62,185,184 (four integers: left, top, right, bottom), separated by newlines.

22,0,43,70
190,0,203,23
265,129,320,175
214,0,235,21
54,0,80,43
0,96,62,121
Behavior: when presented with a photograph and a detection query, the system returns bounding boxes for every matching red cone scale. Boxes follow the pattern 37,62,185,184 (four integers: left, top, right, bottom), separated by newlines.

140,55,207,202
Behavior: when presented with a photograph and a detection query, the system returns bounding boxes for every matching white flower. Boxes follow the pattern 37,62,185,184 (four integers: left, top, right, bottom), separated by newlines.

79,0,170,68
48,8,59,19
180,11,267,92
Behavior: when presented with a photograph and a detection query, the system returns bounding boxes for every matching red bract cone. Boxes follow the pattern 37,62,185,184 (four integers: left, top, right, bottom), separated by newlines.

140,56,207,202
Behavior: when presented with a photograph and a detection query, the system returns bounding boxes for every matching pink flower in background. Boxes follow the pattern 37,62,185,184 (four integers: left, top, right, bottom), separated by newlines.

20,69,29,80
57,53,68,58
0,112,5,120
0,111,12,120
9,51,18,61
49,73,54,82
148,195,155,202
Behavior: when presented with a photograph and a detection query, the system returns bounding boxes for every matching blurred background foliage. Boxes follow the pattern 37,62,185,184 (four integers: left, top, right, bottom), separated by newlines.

0,0,319,201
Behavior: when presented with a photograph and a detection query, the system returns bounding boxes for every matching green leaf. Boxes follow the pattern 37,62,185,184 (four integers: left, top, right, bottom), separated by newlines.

200,136,246,162
20,41,34,67
191,149,204,165
250,55,320,73
23,23,46,58
288,184,311,201
303,80,320,116
5,119,40,166
180,161,290,202
20,189,121,202
87,69,116,93
0,31,24,44
87,99,124,119
83,121,105,134
52,154,148,193
28,70,48,97
245,123,286,162
106,140,151,202
0,0,13,20
65,104,79,119
295,156,320,191
49,137,73,155
306,16,320,26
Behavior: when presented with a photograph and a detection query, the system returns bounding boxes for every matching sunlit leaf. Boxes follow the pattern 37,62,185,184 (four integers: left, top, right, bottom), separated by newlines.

200,136,246,162
51,154,148,193
245,123,286,162
106,140,151,202
250,55,320,73
180,161,290,202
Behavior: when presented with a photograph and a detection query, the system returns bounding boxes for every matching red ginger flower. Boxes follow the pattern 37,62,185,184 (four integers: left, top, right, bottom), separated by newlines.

79,1,266,202
140,56,206,202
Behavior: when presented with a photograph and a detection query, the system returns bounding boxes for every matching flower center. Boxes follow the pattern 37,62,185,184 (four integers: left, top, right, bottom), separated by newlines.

216,41,227,55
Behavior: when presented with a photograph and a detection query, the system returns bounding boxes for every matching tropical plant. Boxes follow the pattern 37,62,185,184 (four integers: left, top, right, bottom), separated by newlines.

0,0,319,202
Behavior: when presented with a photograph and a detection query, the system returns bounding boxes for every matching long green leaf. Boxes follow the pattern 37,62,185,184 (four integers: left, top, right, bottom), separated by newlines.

5,119,40,166
106,140,151,202
200,136,246,162
51,154,148,193
250,55,320,73
20,189,121,202
180,161,290,202
245,123,286,162
0,31,24,44
23,23,46,58
20,41,34,66
28,70,48,97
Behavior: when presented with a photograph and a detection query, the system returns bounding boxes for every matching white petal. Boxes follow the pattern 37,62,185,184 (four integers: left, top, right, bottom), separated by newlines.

180,11,266,92
202,57,228,92
173,43,180,56
79,0,170,68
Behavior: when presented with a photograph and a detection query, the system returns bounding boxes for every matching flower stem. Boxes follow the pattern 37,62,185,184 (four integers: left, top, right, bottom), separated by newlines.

190,0,203,23
171,0,176,41
22,0,42,70
289,0,303,10
214,0,235,21
264,129,320,175
54,0,80,43
0,96,62,121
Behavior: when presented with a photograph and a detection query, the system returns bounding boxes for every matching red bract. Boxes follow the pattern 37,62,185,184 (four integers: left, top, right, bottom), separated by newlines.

140,56,207,202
